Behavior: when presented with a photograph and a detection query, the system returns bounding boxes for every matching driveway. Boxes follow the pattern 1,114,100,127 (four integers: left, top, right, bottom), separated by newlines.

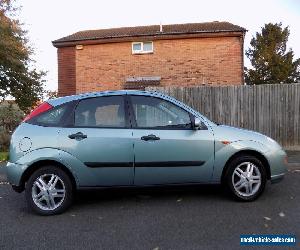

0,156,299,250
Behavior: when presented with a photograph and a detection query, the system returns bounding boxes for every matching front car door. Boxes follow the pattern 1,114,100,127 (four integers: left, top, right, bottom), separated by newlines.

129,95,215,185
59,95,134,186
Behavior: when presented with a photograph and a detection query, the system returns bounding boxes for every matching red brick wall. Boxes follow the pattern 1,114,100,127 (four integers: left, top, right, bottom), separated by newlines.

57,47,76,96
58,36,244,95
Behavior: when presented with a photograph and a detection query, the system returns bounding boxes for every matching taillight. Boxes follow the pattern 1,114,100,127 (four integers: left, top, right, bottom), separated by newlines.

23,102,53,122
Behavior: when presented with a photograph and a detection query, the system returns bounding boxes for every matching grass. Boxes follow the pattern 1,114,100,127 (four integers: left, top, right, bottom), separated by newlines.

0,152,8,162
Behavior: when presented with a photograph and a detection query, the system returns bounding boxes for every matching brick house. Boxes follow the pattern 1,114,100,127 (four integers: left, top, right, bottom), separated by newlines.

52,21,246,96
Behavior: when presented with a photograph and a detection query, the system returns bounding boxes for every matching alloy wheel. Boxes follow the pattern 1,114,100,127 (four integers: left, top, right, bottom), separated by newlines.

32,174,66,211
232,162,261,197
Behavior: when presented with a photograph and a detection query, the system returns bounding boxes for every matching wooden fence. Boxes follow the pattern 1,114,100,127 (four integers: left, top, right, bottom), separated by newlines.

146,83,300,149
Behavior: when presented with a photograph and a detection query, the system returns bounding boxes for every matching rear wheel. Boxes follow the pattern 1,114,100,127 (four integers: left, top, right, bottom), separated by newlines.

25,166,73,215
225,155,267,201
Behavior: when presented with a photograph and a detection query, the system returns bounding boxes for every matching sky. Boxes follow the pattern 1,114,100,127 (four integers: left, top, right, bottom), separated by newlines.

18,0,300,91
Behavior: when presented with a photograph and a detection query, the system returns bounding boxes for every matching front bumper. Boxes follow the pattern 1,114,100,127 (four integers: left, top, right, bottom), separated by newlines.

265,148,287,184
270,173,285,184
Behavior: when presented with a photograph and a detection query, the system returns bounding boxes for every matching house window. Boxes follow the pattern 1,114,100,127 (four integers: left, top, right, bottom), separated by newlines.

132,41,153,54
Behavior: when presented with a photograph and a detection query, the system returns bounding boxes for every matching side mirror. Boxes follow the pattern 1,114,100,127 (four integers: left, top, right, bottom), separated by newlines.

193,117,207,130
194,117,201,130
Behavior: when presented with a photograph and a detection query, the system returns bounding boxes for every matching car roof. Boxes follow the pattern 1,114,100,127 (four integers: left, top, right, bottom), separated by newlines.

47,90,174,106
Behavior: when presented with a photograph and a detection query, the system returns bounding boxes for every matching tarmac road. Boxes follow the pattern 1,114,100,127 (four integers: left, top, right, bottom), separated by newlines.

0,163,299,250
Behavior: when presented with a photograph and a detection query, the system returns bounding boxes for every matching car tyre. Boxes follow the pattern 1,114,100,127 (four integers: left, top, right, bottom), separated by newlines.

25,166,73,215
225,155,267,201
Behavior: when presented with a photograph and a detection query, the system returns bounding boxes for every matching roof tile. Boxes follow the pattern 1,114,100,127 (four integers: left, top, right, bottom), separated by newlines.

53,21,246,45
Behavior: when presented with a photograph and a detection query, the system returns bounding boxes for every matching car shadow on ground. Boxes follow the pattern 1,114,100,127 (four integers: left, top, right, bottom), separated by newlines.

73,184,229,206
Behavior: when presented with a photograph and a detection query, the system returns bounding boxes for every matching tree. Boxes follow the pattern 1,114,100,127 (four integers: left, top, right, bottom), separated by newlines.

245,23,300,85
0,0,45,112
45,90,58,100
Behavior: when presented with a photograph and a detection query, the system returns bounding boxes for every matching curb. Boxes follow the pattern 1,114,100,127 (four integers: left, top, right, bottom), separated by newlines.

287,163,300,170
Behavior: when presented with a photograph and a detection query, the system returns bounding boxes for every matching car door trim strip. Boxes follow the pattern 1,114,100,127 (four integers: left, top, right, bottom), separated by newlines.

85,161,205,168
85,162,133,168
135,161,205,167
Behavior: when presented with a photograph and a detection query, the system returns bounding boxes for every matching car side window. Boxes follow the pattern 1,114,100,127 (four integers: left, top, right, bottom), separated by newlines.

74,96,126,128
32,104,69,127
130,96,192,129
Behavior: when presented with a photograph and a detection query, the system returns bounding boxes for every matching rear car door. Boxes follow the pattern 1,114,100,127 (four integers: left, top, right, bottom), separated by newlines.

129,95,215,185
58,95,134,186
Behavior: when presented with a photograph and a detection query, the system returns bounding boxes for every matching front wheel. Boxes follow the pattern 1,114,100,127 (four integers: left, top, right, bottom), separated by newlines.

25,166,73,215
225,155,267,201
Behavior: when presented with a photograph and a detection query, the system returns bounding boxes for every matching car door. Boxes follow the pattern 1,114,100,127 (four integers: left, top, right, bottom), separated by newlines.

58,95,134,186
129,95,215,185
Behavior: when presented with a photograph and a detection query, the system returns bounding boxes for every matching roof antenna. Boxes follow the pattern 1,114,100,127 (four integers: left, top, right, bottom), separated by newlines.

160,22,163,32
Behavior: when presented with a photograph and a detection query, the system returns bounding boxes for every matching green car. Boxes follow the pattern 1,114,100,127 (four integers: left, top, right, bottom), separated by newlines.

5,90,287,215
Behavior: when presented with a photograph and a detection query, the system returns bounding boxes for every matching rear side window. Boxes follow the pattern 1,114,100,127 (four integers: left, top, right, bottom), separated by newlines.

74,96,126,128
28,103,69,127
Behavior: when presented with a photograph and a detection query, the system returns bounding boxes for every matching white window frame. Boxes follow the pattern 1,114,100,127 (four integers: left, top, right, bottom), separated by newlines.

132,41,153,54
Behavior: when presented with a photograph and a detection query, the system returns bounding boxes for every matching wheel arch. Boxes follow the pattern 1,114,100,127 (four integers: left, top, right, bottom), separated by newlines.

221,150,271,184
19,160,77,192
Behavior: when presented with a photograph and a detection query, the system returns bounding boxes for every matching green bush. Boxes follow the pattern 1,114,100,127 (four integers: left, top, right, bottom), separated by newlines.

0,131,11,152
0,101,24,151
0,151,9,162
0,101,24,133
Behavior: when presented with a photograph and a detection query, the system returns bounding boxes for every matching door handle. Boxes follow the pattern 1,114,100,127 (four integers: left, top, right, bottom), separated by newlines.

68,132,87,140
141,134,160,141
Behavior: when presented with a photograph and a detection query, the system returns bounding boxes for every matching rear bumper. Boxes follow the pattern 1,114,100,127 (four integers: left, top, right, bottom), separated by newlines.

5,161,27,187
